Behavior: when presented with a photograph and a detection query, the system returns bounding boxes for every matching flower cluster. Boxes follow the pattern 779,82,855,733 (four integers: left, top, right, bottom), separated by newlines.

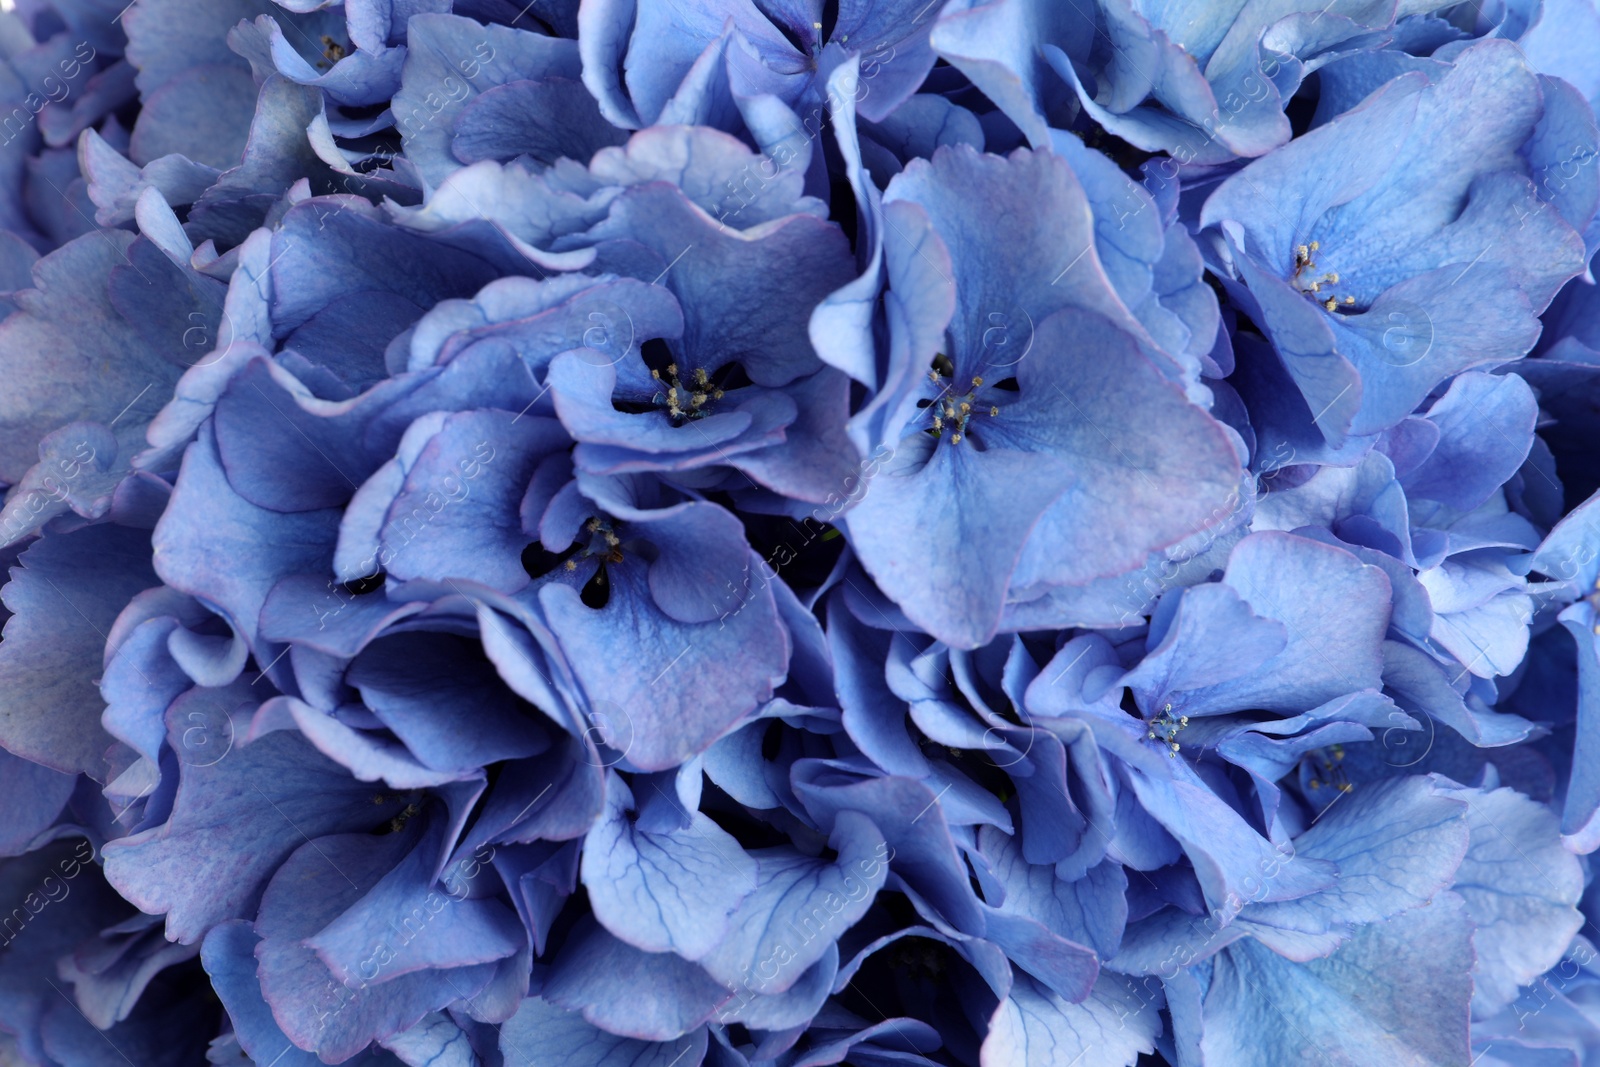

0,0,1599,1063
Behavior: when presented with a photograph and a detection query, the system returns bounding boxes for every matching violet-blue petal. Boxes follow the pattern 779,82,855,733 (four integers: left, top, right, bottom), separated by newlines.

725,367,862,504
1118,582,1287,712
536,503,788,772
376,412,571,590
127,63,258,169
0,838,125,1064
1436,782,1585,1015
379,1012,479,1067
0,232,185,483
697,810,888,995
791,762,984,934
587,182,853,388
254,829,498,1062
101,729,410,943
828,593,930,778
269,198,501,337
841,426,1071,650
152,422,340,649
581,772,757,960
203,920,339,1067
0,523,156,777
713,945,839,1031
585,123,827,227
263,696,466,790
395,14,584,189
0,422,124,547
1122,766,1337,919
1232,775,1468,960
927,0,1091,148
1523,74,1600,256
979,907,1100,1004
57,909,204,1032
36,981,215,1067
499,996,709,1067
1200,894,1474,1066
0,748,75,857
453,77,628,169
542,917,731,1041
305,817,525,985
122,0,276,95
978,825,1128,960
211,357,400,512
1402,371,1537,513
1172,532,1390,716
348,629,554,774
982,973,1160,1067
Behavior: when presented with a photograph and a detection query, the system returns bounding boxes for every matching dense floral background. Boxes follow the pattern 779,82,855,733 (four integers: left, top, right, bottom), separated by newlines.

0,0,1598,1063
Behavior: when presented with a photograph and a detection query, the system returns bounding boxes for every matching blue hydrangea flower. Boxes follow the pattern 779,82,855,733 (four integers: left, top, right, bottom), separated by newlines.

0,0,119,256
579,0,941,133
0,0,1597,1062
838,143,1242,648
1201,42,1589,452
930,0,1460,161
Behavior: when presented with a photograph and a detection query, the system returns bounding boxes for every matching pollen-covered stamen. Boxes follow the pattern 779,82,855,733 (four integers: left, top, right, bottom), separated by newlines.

1291,240,1358,313
552,517,627,610
1305,744,1352,793
1145,703,1188,757
925,365,1002,446
581,517,625,565
650,363,724,423
388,802,420,833
368,790,424,834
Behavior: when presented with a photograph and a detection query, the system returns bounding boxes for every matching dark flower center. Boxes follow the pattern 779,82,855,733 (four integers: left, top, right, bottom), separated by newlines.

1304,744,1352,794
650,362,724,423
521,517,626,610
342,570,386,596
921,362,1002,446
1145,703,1187,757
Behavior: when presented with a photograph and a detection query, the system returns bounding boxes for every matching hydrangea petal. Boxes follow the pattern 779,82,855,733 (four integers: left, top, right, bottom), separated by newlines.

0,523,157,777
1200,894,1474,1067
102,729,411,942
581,773,758,960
